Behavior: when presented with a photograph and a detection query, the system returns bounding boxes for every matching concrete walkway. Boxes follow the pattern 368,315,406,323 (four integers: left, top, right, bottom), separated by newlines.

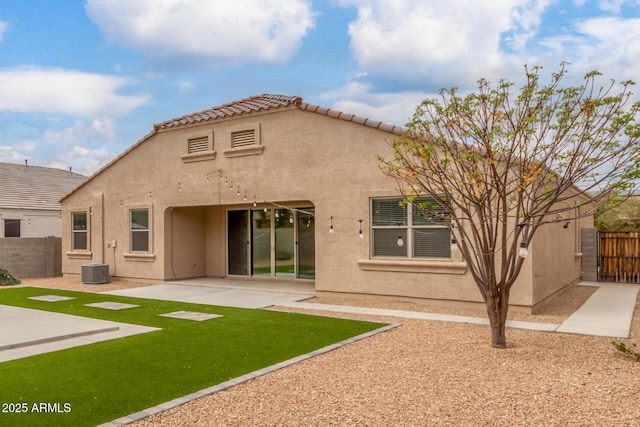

279,282,639,338
556,282,639,337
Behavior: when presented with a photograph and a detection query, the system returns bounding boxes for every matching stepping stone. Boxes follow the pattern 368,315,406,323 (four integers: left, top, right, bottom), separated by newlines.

159,311,222,321
28,295,75,302
84,302,139,310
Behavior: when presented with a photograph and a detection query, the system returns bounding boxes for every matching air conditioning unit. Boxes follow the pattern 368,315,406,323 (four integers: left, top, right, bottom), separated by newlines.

81,263,110,284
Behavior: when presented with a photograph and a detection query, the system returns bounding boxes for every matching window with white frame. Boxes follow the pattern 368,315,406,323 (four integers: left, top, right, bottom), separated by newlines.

371,197,452,259
130,209,149,252
71,212,88,250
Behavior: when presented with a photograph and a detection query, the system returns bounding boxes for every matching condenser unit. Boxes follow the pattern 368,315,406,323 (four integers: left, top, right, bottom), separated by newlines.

81,263,110,284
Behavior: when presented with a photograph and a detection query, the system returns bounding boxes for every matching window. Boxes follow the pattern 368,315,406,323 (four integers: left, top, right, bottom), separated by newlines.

371,197,451,259
72,212,88,250
4,219,20,237
130,209,149,252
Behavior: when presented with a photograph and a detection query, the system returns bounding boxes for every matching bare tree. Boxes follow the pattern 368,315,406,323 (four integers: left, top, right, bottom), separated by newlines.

382,64,640,348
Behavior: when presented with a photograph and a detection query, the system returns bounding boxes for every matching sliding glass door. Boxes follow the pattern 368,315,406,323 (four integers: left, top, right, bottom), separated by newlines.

275,209,295,277
297,209,315,279
227,207,314,279
251,209,271,276
227,210,249,276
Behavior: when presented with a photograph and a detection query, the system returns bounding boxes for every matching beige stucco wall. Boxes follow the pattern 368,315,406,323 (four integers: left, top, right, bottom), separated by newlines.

61,105,579,309
530,210,593,311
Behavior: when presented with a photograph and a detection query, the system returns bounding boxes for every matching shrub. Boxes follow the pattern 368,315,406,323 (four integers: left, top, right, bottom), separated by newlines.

0,268,21,286
612,340,640,361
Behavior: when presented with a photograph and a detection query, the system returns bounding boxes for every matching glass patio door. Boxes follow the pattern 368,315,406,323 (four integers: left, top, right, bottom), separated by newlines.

227,210,249,275
251,209,271,276
275,209,295,277
297,208,315,279
227,208,315,279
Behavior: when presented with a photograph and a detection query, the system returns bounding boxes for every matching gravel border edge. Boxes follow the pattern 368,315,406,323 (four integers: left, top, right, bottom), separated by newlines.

97,322,401,427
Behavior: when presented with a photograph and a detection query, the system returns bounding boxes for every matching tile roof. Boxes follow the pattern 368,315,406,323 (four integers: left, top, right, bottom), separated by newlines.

0,162,86,210
154,93,405,135
62,94,404,201
155,94,303,129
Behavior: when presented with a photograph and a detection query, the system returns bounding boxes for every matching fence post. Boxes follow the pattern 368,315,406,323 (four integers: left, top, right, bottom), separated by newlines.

581,228,598,282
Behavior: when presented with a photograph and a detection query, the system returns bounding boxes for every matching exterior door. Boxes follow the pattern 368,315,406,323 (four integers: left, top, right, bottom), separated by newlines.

275,209,295,277
227,208,315,279
297,208,315,279
227,210,249,275
251,209,271,276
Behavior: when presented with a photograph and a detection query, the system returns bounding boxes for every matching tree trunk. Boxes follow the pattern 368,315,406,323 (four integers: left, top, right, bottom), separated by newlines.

486,286,509,349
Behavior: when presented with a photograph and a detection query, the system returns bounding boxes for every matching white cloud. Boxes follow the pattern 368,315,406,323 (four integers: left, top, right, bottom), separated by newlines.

0,66,150,116
48,146,116,177
337,0,543,88
43,117,116,144
329,0,640,127
598,0,625,13
322,80,432,126
85,0,316,65
177,80,194,94
0,139,40,165
540,16,640,80
0,20,9,42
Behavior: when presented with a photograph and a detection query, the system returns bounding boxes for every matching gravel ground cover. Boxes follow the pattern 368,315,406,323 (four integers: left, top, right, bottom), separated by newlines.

12,277,640,426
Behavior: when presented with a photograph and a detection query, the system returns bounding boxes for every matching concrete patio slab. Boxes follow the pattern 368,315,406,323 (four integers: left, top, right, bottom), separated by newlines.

85,301,140,310
0,304,160,363
28,295,75,302
159,311,223,321
102,283,312,309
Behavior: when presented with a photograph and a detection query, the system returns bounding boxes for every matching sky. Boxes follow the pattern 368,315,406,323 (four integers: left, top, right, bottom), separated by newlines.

0,0,639,177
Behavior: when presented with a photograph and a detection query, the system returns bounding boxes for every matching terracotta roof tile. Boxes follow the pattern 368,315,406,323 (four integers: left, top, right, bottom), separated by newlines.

153,93,405,136
154,94,303,129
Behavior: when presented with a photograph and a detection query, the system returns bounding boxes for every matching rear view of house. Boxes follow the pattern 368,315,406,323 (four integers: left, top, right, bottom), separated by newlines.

60,94,589,312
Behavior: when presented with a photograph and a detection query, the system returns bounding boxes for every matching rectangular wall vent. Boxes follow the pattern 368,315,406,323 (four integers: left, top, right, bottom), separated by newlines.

187,136,209,154
231,129,256,148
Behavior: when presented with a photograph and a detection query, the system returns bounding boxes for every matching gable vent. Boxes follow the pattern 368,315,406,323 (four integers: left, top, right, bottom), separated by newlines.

231,129,256,148
187,136,209,154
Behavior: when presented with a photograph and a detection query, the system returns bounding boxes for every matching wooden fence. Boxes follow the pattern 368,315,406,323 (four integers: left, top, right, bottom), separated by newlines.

599,232,640,283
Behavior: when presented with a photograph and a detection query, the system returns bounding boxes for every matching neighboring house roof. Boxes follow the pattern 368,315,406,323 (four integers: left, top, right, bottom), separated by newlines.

0,162,86,211
62,94,405,202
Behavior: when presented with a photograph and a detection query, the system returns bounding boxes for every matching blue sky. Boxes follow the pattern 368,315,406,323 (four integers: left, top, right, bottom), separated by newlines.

0,0,639,176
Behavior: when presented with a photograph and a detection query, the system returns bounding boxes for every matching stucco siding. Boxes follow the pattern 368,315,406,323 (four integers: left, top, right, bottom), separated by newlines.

60,102,581,309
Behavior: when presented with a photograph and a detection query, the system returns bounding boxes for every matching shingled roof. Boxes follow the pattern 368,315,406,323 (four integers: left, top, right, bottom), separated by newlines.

0,162,86,210
154,94,405,135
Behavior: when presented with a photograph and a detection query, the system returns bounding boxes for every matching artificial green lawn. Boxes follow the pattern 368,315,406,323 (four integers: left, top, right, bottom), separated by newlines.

0,287,386,427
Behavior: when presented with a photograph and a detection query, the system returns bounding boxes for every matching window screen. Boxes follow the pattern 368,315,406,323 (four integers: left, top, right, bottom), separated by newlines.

371,197,451,259
130,209,149,252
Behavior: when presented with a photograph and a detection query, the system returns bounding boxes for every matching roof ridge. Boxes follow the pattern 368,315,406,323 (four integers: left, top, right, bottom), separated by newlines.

298,102,405,136
153,93,403,135
154,93,302,130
